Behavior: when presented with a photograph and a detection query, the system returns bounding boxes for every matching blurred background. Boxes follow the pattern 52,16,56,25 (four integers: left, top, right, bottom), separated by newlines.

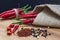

0,0,60,13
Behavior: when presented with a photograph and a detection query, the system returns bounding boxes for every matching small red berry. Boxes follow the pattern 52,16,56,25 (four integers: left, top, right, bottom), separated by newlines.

7,27,11,31
7,31,12,35
9,24,15,28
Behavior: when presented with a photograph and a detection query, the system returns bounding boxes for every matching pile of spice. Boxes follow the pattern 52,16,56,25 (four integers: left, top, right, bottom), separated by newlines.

17,28,32,37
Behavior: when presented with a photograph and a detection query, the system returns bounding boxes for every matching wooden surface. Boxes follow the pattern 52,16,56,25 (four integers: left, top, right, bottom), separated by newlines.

0,20,60,40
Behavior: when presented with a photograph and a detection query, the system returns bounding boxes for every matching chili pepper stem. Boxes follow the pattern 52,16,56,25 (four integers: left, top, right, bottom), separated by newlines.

22,4,29,9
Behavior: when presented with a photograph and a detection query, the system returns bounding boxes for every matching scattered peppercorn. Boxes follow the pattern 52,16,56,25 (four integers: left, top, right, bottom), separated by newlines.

41,30,47,38
31,28,35,33
21,28,23,30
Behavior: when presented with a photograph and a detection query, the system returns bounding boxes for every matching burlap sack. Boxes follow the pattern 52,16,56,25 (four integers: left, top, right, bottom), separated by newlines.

32,4,60,27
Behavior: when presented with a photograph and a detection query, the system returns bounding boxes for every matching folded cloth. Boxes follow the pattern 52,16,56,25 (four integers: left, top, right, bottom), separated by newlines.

32,4,60,27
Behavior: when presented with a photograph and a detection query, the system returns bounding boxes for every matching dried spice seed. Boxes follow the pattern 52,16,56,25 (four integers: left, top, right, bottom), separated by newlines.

31,28,35,33
37,36,40,39
41,30,48,38
31,28,34,30
33,34,38,38
37,28,40,31
21,28,23,30
48,33,51,35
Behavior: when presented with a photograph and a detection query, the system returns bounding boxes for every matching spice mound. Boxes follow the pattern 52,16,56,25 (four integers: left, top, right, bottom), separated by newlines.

17,28,32,37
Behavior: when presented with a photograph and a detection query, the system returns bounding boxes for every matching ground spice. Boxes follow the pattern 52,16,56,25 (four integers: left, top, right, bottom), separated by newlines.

17,28,32,37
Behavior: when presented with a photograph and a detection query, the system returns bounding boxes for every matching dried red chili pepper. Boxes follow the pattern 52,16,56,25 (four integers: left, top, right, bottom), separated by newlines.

20,14,37,18
0,5,31,20
17,28,32,37
0,9,14,16
12,24,19,33
0,8,22,20
9,24,15,28
13,18,34,24
21,18,34,24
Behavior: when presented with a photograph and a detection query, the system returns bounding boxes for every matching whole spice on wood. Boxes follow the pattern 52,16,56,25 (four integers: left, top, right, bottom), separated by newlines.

43,30,47,38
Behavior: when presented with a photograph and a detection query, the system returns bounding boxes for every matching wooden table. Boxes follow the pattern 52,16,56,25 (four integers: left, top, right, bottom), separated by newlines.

0,20,60,40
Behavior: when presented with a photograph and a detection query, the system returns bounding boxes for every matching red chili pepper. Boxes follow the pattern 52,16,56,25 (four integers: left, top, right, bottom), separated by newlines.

9,24,15,28
5,11,37,19
12,24,19,33
21,18,34,24
0,5,32,20
0,10,14,19
7,12,37,19
12,18,35,24
0,10,14,18
18,11,37,18
21,14,37,18
0,8,22,20
0,9,14,16
8,15,16,19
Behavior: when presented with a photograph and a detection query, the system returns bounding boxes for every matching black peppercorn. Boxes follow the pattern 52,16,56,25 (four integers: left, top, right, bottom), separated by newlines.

21,28,23,30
